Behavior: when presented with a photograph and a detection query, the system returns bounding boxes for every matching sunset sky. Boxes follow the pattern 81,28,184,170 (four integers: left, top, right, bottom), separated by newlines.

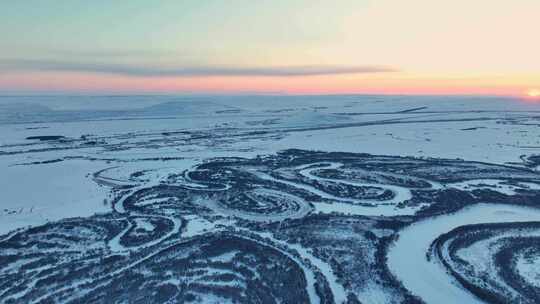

1,0,539,96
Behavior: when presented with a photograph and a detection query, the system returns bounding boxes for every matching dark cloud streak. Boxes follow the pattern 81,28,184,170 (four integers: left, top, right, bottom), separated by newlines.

0,59,397,77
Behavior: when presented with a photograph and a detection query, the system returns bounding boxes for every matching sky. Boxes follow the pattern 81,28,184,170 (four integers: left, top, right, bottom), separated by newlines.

0,0,539,96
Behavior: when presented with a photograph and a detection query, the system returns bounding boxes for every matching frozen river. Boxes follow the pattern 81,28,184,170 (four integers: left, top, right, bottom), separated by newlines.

387,203,540,304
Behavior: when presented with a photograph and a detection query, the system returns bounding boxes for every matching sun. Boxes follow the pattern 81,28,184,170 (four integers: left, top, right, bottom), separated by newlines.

527,89,540,98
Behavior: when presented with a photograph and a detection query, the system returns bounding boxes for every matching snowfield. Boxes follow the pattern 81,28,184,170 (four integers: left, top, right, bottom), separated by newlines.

388,203,540,304
1,95,540,303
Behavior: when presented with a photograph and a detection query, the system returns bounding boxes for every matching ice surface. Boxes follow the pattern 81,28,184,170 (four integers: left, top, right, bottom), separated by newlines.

388,204,540,304
1,95,540,303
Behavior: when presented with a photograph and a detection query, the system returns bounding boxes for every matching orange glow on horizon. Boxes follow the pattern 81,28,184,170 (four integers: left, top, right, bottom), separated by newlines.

0,71,538,97
527,89,540,98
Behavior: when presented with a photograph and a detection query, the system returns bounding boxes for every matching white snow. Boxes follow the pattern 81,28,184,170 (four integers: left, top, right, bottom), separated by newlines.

448,179,540,195
516,252,540,288
1,95,540,303
0,158,110,235
252,167,421,216
247,230,350,304
387,203,540,304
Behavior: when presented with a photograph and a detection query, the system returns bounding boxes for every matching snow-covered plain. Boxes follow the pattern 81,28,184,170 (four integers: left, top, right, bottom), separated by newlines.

3,95,537,231
387,203,540,304
1,95,540,303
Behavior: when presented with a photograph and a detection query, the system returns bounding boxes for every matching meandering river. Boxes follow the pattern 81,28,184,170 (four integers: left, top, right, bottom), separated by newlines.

387,203,540,304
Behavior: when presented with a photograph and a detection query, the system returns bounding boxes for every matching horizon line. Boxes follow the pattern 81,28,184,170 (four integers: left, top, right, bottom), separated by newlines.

0,92,523,99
